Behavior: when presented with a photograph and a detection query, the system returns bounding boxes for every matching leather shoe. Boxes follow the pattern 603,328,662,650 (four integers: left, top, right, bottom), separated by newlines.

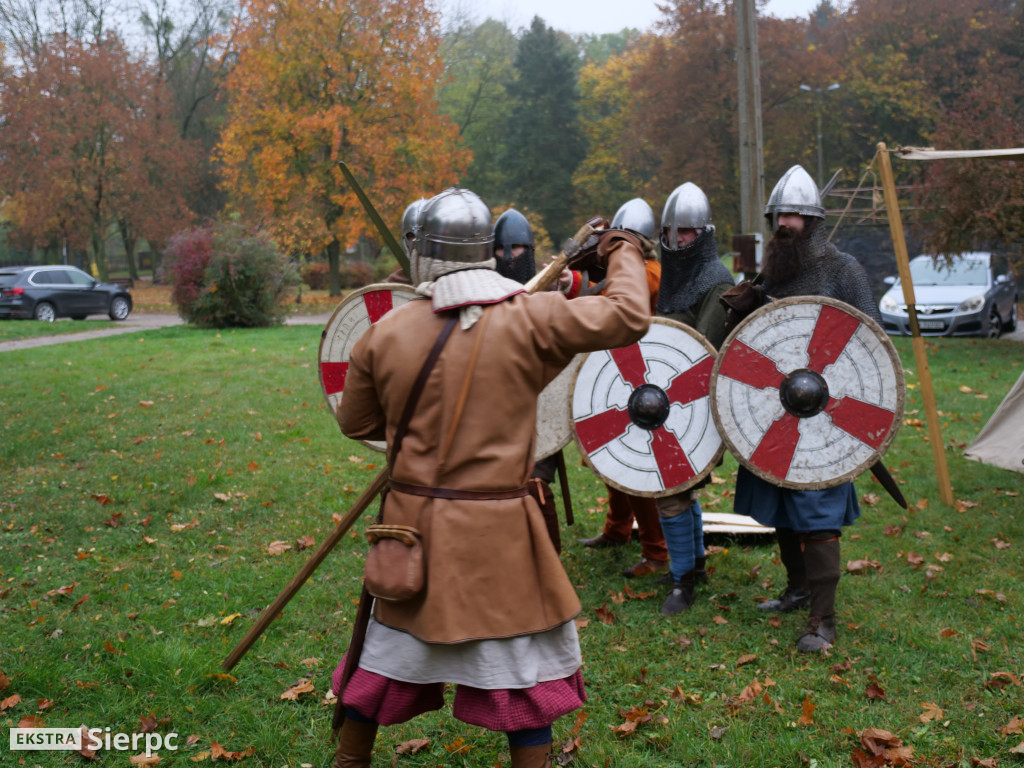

623,558,669,578
757,586,811,613
578,532,626,548
797,615,836,652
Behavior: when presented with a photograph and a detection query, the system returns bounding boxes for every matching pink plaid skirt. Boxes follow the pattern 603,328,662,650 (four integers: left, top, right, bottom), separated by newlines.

333,656,586,732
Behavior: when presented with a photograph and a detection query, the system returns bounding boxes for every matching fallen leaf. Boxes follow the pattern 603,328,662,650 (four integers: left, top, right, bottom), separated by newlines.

1,693,22,711
1010,742,1024,755
991,537,1012,550
847,559,882,574
129,754,161,766
209,741,256,761
865,681,886,700
103,641,123,654
712,615,729,625
443,736,473,755
1001,716,1024,736
985,672,1021,690
18,715,44,728
77,724,97,760
190,751,211,762
45,583,78,597
266,540,291,556
861,493,880,507
36,698,55,710
142,536,158,545
0,671,8,692
593,603,616,625
939,627,958,638
280,679,315,701
395,738,431,755
797,696,815,725
92,493,114,506
295,535,315,551
736,654,758,666
919,701,943,723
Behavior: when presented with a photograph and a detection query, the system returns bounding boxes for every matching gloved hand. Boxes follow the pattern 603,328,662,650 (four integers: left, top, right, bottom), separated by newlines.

719,279,766,334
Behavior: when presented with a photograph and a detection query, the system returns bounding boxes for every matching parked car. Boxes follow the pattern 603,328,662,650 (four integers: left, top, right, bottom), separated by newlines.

878,252,1017,338
0,265,133,322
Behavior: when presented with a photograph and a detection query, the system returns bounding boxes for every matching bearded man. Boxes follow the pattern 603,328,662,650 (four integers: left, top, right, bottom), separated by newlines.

735,165,880,652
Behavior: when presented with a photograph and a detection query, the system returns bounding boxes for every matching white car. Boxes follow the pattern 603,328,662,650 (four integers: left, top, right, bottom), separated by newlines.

879,252,1017,338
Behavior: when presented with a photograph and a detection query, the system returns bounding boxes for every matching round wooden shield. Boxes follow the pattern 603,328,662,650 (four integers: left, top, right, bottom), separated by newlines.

711,296,904,490
319,283,419,451
535,354,583,461
570,318,723,497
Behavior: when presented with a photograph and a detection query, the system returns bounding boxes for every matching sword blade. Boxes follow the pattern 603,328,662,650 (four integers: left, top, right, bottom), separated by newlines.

337,161,410,276
869,460,908,509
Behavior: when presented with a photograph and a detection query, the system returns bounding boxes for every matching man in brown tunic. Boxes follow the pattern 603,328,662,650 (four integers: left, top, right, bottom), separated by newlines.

333,188,650,768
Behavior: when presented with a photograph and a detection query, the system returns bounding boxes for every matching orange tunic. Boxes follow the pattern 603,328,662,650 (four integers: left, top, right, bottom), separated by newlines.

340,241,651,644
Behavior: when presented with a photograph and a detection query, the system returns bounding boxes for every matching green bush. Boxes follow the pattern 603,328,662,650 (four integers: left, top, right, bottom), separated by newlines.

166,221,299,328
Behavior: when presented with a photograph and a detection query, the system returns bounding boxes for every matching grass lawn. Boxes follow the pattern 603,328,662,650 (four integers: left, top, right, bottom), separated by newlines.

0,320,123,342
0,327,1021,767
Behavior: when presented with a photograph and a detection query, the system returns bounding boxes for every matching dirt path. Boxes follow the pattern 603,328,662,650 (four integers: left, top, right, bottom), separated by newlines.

0,313,333,353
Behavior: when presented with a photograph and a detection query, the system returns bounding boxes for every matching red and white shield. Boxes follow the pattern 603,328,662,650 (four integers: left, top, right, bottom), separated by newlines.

711,296,904,489
570,318,723,497
319,283,419,451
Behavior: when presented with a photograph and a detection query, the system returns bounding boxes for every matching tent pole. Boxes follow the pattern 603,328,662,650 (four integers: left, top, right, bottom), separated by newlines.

876,142,954,506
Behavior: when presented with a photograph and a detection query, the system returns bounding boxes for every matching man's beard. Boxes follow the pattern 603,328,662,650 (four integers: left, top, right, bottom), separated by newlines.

762,226,813,287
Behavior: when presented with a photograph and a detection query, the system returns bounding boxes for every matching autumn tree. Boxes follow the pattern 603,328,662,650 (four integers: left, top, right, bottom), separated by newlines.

572,39,656,220
218,0,469,295
500,16,584,241
139,0,236,219
438,17,518,207
0,32,199,279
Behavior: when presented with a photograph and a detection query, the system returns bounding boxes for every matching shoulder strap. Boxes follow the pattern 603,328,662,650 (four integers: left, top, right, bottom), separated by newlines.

389,313,458,468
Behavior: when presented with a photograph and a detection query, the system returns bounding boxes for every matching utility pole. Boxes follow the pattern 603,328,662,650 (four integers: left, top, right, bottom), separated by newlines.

735,0,765,275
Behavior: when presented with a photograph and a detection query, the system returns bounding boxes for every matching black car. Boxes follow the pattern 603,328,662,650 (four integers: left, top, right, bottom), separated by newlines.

0,265,133,322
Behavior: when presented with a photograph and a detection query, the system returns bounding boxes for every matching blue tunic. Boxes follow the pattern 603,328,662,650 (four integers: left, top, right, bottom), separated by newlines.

734,467,860,531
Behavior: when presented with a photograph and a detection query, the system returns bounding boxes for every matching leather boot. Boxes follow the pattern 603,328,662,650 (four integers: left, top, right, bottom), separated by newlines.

509,743,552,767
332,717,378,768
660,571,697,615
759,528,810,612
694,555,708,584
796,537,840,652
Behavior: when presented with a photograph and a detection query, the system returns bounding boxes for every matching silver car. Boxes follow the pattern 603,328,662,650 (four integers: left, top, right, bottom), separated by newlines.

879,252,1018,338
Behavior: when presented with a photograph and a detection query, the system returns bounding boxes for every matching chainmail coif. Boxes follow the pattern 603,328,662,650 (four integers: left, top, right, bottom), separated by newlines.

657,227,734,315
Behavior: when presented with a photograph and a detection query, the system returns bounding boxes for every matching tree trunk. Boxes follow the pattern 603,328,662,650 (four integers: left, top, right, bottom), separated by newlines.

91,224,109,281
327,237,341,297
119,218,139,282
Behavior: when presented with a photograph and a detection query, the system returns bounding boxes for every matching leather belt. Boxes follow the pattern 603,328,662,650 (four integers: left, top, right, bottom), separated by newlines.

389,480,530,500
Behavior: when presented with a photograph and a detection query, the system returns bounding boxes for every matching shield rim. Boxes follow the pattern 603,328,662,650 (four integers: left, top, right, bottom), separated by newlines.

318,282,420,452
570,317,724,498
710,295,905,490
534,353,584,461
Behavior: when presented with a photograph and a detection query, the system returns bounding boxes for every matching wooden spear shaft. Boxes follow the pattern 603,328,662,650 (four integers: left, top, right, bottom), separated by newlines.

876,142,954,506
221,467,390,671
222,220,600,672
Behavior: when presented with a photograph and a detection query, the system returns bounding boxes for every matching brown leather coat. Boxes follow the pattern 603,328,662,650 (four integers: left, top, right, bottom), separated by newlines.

339,240,650,643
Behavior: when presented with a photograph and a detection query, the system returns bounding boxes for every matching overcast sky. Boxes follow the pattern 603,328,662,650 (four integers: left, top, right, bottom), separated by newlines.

442,0,821,35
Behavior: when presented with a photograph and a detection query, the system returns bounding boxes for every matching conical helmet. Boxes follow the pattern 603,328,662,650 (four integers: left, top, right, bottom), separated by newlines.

764,165,824,224
493,208,535,284
611,198,656,240
661,183,712,249
415,188,494,265
400,198,427,256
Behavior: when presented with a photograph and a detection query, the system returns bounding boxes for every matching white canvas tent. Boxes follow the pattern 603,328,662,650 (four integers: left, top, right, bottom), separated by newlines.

964,370,1024,474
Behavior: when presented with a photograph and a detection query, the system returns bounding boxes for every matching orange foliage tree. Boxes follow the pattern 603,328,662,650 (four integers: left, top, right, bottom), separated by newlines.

0,33,199,279
218,0,469,295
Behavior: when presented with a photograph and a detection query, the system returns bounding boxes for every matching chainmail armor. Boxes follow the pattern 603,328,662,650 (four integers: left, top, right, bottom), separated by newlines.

763,224,881,324
657,227,734,315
